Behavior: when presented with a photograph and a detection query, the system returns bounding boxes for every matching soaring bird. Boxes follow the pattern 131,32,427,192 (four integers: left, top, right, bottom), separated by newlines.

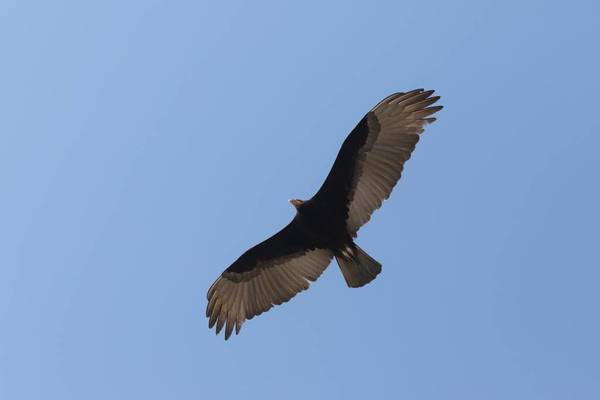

207,89,442,339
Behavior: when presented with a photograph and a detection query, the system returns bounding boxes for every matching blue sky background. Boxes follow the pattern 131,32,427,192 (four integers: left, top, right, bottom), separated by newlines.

1,1,599,399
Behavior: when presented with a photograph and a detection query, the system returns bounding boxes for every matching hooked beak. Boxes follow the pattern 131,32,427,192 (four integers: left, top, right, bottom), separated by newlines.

289,199,304,209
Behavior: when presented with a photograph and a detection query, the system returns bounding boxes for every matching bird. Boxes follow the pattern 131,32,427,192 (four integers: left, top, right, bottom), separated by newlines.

207,89,442,339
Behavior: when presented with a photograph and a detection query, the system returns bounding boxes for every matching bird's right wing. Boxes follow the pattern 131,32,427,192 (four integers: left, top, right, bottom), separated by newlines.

310,89,442,235
207,221,334,339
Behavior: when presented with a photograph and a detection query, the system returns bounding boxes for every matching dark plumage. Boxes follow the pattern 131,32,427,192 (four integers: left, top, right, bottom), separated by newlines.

207,89,443,339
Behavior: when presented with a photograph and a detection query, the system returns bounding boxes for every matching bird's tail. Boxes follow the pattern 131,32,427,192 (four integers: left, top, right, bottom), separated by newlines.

336,244,382,288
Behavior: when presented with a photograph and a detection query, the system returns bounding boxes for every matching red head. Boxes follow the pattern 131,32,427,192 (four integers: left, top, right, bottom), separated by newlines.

288,199,305,209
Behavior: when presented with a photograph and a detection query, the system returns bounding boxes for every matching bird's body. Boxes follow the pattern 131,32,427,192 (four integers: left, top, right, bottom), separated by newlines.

207,89,443,339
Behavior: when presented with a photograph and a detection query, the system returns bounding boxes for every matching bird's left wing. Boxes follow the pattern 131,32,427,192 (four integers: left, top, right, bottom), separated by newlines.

207,221,334,339
309,89,442,236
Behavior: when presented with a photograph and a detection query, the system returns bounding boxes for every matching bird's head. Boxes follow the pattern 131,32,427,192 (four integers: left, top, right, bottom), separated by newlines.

288,199,305,209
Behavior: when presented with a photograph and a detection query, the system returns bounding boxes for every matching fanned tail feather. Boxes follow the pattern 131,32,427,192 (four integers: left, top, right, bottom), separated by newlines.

336,244,382,288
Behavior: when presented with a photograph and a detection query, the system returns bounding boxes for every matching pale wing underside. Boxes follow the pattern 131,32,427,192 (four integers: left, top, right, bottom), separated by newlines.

207,248,333,339
346,89,442,234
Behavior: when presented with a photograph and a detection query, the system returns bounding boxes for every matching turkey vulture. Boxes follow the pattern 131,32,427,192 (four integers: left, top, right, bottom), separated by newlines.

207,89,442,339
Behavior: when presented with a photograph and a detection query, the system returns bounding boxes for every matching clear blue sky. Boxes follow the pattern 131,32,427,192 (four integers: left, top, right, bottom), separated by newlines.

1,1,599,399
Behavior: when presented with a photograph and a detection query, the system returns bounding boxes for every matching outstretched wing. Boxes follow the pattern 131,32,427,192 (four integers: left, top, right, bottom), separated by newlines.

310,89,442,236
206,219,334,339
